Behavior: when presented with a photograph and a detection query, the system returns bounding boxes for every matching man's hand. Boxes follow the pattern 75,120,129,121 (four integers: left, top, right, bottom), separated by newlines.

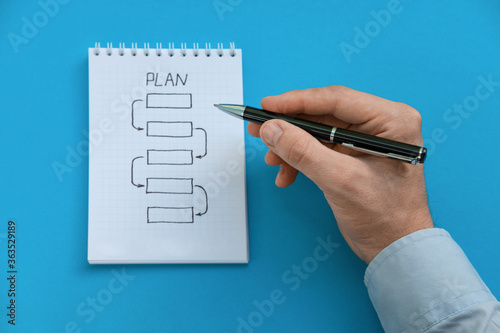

247,86,434,263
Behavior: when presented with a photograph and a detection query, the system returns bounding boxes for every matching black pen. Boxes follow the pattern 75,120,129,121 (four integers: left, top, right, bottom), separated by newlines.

214,104,427,164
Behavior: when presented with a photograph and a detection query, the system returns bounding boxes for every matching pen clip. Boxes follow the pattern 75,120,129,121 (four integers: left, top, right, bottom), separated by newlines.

341,143,418,165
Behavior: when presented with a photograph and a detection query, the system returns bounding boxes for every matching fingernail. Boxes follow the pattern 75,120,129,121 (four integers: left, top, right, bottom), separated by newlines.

261,122,283,147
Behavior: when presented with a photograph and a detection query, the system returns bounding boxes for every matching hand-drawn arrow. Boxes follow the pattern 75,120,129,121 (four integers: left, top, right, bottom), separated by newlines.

131,156,144,188
195,128,207,159
131,99,144,131
194,185,208,216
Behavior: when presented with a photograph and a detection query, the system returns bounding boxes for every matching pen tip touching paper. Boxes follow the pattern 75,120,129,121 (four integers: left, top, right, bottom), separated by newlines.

214,104,219,107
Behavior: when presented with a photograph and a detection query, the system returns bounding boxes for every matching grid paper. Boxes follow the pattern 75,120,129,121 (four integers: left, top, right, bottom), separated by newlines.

88,46,247,263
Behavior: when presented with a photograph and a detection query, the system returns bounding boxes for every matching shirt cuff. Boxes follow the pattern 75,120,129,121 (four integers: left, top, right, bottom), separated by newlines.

364,228,496,333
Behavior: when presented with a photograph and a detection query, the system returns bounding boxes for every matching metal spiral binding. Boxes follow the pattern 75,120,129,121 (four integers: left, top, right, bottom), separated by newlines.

193,42,199,57
94,42,100,55
106,43,112,56
93,42,237,57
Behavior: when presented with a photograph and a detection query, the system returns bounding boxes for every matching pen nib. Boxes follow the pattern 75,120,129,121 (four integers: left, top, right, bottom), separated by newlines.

214,104,245,118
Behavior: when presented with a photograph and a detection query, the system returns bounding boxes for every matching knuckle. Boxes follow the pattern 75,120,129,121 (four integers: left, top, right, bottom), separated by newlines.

395,102,415,115
394,103,423,140
397,103,421,121
294,95,306,111
281,90,306,113
408,109,423,138
407,106,422,126
325,85,350,100
327,85,348,93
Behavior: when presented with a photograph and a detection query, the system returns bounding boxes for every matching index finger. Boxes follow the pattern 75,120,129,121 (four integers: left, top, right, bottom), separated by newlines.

261,86,402,125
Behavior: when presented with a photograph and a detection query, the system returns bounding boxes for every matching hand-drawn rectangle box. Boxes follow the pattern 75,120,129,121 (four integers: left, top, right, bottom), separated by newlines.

146,93,192,109
147,207,194,223
146,178,193,194
147,150,193,165
147,121,193,137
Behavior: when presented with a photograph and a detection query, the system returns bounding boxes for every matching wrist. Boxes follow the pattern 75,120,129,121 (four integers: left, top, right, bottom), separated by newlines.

363,219,434,264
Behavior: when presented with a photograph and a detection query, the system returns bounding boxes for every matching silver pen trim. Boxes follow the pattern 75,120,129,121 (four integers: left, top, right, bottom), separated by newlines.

417,146,424,163
330,127,337,143
341,143,418,164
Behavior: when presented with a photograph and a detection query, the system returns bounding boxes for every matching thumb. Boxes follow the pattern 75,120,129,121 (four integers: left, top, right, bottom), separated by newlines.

259,119,351,184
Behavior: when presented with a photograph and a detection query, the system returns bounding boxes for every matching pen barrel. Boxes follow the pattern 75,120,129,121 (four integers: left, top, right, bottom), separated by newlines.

242,106,426,164
334,128,426,163
243,107,332,141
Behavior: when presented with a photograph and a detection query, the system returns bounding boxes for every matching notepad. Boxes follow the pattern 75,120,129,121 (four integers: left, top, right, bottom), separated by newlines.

88,43,248,263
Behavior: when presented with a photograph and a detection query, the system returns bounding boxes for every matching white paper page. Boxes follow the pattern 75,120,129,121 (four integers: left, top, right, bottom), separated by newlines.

88,46,247,263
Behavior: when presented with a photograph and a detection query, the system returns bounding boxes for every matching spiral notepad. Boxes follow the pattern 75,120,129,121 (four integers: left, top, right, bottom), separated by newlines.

88,43,248,263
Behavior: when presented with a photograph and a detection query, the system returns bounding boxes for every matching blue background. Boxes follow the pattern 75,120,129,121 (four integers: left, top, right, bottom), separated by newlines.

1,0,500,332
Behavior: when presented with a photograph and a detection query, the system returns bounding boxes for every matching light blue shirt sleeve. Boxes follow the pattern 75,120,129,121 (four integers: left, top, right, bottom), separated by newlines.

364,228,500,333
